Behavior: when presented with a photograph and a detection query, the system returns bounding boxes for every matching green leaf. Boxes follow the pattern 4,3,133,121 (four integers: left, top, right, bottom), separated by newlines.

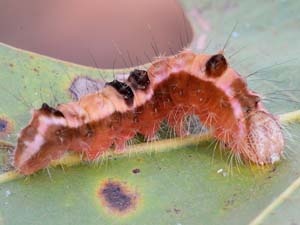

1,1,300,225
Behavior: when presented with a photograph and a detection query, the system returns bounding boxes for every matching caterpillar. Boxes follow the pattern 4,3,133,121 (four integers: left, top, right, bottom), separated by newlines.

13,50,284,175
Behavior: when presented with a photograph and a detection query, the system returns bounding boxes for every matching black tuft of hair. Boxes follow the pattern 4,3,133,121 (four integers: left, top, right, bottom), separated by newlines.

205,54,228,78
40,103,65,118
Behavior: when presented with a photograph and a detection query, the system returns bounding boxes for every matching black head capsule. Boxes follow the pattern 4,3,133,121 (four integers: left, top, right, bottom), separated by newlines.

205,54,228,78
40,103,65,118
106,80,134,106
127,69,150,90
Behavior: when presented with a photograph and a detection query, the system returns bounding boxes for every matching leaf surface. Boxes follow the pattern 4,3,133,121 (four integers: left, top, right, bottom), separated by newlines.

0,1,300,224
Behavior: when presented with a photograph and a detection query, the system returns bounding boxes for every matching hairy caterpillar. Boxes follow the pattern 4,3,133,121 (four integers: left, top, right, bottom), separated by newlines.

13,50,284,175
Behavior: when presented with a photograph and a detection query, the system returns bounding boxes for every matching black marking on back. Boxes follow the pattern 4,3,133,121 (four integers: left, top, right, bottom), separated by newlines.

40,103,65,118
127,69,150,90
205,54,228,78
106,80,134,106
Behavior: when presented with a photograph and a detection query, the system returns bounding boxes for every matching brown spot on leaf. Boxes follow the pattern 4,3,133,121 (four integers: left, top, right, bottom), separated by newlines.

223,193,237,210
166,207,182,215
33,68,39,73
0,116,14,138
132,168,140,174
0,119,8,132
174,208,181,214
98,179,139,216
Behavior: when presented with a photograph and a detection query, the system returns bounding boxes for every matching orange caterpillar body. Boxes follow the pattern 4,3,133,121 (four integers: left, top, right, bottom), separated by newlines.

14,51,284,174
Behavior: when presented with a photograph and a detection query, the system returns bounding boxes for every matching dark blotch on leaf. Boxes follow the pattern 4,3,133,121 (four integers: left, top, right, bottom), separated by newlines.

166,207,182,215
98,180,138,215
0,119,7,132
0,116,14,137
132,168,141,174
33,68,39,73
102,183,131,211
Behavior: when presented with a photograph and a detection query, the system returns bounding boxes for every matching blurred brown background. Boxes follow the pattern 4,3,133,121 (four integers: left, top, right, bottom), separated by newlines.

0,0,193,68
